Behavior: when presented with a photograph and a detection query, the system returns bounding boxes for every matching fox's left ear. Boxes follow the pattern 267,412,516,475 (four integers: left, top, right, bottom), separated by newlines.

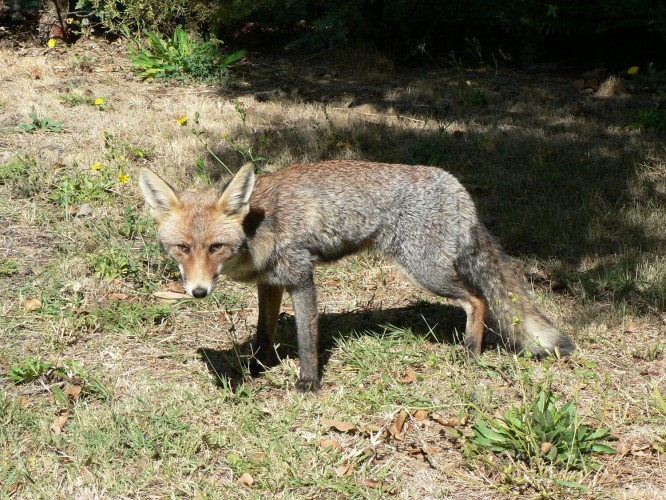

139,168,183,221
217,163,255,217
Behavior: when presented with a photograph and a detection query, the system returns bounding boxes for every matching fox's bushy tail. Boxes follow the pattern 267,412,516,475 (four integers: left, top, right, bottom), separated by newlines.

458,226,575,357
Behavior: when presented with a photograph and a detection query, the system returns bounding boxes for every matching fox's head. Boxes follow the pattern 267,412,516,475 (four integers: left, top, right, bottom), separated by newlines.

139,164,255,298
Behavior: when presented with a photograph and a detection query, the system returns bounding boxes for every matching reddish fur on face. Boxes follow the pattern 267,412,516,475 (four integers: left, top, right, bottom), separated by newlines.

156,190,247,295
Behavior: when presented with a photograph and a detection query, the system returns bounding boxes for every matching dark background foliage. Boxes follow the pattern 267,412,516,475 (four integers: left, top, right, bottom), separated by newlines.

3,0,664,68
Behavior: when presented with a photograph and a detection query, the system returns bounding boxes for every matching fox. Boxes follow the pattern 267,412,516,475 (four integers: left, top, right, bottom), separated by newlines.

139,160,575,392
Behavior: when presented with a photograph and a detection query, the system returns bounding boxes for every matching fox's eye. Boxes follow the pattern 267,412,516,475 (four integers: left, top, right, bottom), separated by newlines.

176,244,190,254
209,244,225,253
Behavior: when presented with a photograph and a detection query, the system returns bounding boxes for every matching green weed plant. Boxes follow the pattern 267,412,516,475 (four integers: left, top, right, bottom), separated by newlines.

0,258,19,277
128,26,246,83
471,388,615,471
16,108,62,133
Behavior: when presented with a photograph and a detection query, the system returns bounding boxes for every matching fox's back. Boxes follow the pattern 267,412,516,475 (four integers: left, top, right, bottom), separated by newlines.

248,161,478,265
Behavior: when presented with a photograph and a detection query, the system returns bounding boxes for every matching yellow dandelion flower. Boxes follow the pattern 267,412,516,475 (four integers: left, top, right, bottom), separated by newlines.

67,17,74,24
94,98,105,105
627,66,639,75
177,116,188,126
47,38,57,49
91,162,102,171
118,173,129,184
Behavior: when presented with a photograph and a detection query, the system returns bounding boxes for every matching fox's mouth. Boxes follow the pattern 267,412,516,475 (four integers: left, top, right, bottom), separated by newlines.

181,269,220,299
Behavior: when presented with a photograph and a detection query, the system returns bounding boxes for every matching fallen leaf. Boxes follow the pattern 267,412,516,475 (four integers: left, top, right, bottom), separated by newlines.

360,423,382,435
357,478,395,494
279,306,294,316
388,409,409,440
23,298,42,311
335,463,354,476
64,384,82,402
6,481,23,496
540,442,554,454
623,322,641,333
108,292,127,301
407,445,439,456
165,281,185,293
413,409,429,421
31,67,42,79
79,466,94,483
431,414,459,427
51,411,69,435
153,291,188,300
76,203,92,217
321,418,356,433
400,367,417,384
318,438,343,451
395,409,408,432
238,472,254,486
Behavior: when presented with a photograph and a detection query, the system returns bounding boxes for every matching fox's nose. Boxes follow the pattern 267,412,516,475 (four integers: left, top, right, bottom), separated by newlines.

191,287,208,298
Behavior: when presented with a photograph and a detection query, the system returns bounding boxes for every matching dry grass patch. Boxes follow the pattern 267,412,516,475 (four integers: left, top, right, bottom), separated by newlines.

1,38,665,498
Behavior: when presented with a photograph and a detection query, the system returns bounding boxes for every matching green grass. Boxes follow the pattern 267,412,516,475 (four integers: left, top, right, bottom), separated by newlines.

1,41,664,497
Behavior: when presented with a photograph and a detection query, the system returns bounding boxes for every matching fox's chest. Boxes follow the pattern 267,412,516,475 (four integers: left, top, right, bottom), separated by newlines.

220,251,260,282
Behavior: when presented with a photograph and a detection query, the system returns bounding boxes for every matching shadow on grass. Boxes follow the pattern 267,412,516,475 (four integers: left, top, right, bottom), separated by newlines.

204,65,666,314
197,302,468,388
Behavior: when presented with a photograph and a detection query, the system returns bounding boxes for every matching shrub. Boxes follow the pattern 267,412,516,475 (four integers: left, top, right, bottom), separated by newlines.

76,0,217,33
128,26,246,83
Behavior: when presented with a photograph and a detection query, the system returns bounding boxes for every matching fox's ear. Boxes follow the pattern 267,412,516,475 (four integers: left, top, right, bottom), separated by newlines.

139,168,182,221
217,163,255,217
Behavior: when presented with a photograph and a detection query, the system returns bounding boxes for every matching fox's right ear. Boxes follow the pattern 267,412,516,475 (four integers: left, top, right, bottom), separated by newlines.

217,163,255,217
139,168,182,221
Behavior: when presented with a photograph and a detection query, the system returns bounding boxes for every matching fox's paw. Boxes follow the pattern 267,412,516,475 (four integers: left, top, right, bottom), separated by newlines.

249,350,278,377
295,377,321,394
249,358,264,377
464,336,482,356
555,336,576,357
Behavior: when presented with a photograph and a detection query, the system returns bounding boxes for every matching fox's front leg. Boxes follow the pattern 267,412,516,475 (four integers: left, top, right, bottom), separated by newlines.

250,284,284,376
288,279,321,393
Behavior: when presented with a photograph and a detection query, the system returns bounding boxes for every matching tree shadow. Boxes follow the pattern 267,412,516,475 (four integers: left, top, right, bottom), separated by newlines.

222,61,665,248
200,57,665,321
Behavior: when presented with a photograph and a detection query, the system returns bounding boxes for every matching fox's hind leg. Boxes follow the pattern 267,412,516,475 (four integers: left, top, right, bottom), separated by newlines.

458,291,486,355
387,256,487,354
250,284,284,376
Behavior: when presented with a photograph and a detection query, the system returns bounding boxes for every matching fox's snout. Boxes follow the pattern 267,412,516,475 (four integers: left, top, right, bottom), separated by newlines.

178,262,217,299
181,272,216,299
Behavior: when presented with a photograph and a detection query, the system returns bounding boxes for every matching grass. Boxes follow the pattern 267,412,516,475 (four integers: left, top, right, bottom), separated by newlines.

0,38,664,497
